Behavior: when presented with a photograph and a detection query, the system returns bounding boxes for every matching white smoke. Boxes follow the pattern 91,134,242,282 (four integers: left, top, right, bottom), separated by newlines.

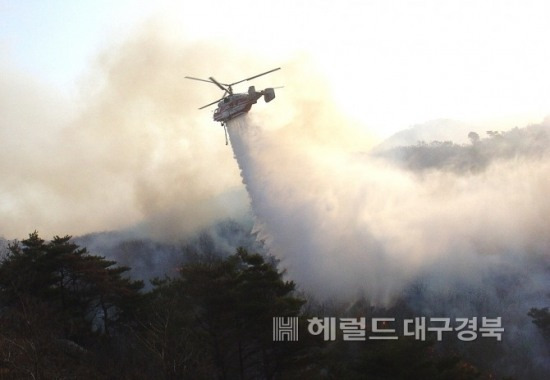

0,28,255,240
226,116,550,302
226,114,550,375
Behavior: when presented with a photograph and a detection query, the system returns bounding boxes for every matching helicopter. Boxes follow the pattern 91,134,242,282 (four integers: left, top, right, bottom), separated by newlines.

185,68,281,126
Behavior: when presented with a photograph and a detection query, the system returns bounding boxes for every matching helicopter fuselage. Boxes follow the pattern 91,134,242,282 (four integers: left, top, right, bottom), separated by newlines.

213,92,261,123
213,86,275,124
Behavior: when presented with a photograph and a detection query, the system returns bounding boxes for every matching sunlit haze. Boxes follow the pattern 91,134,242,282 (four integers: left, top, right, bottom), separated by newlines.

3,1,550,136
1,1,550,237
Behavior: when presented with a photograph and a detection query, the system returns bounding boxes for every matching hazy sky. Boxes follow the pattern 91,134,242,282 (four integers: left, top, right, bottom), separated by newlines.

2,0,550,134
2,0,550,239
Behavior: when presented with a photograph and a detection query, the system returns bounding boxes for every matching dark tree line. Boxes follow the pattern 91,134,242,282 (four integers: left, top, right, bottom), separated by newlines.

374,125,550,174
2,232,545,379
134,248,304,379
0,232,144,378
0,232,304,379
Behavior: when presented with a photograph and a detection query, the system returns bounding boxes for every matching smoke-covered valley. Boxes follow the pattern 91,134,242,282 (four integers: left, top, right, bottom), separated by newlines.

34,115,547,378
224,115,550,377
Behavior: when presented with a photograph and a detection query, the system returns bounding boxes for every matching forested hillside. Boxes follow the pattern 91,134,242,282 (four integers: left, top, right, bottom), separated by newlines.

1,231,548,379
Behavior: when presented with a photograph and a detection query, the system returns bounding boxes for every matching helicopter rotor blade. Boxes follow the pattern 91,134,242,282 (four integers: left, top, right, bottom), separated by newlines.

185,76,215,84
229,67,281,87
209,77,231,95
199,97,224,110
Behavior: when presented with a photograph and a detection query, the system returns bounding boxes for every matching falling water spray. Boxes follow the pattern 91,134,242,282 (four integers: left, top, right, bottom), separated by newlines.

225,115,550,377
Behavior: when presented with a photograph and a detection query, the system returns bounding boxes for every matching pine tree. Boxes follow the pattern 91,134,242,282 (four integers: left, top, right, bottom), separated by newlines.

0,232,144,378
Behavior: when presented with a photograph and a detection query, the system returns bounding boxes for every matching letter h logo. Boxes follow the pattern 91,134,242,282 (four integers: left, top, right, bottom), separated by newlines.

273,317,299,341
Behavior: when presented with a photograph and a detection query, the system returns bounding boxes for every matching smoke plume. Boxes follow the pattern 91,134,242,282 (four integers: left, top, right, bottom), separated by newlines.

0,28,262,240
226,115,550,376
227,115,550,301
1,24,359,242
